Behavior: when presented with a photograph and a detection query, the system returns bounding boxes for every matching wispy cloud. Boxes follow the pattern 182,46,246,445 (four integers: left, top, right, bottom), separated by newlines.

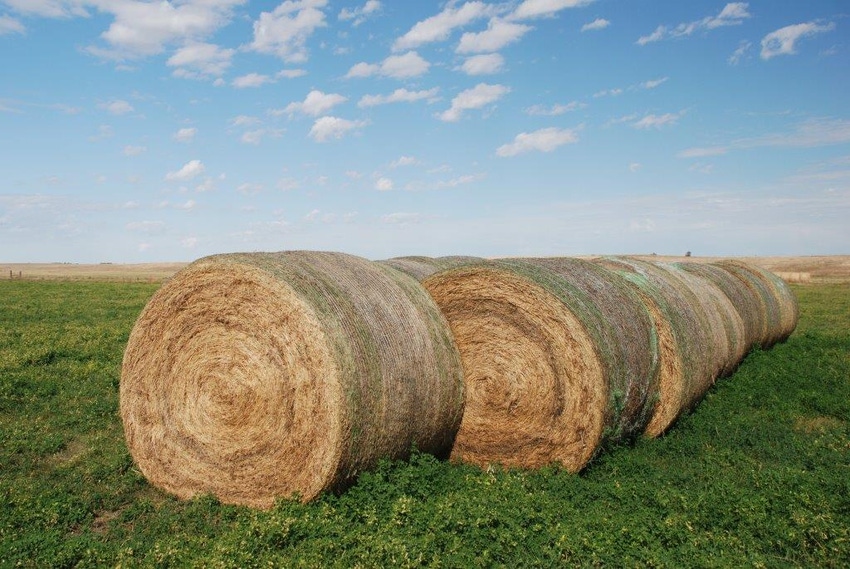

581,18,609,32
358,87,439,108
638,2,751,45
100,99,133,115
761,21,836,60
496,126,579,157
166,160,205,181
511,0,595,21
339,0,381,26
458,53,505,75
174,127,197,143
728,41,751,65
524,101,585,116
0,14,25,35
232,73,274,88
632,112,684,130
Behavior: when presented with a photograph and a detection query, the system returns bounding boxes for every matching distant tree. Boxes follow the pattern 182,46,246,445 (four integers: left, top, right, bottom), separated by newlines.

685,251,692,257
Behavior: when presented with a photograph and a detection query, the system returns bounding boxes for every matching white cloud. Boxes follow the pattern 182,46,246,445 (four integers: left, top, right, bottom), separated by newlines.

496,126,579,157
230,115,261,127
581,18,609,32
524,101,584,115
304,208,320,221
393,1,495,51
249,0,327,63
629,163,642,172
641,77,668,89
339,0,380,26
728,40,751,65
309,116,367,142
511,0,594,20
632,112,683,129
459,53,504,75
101,99,133,115
195,177,215,192
678,147,729,159
181,236,199,248
593,87,623,98
456,18,531,53
1,0,88,18
382,212,422,224
86,0,245,59
284,90,347,116
375,177,393,191
439,83,510,122
277,177,299,191
241,130,265,145
177,200,197,211
237,182,264,194
346,51,430,79
166,159,205,181
232,73,273,88
390,156,418,168
167,42,234,78
277,68,307,78
436,174,481,188
357,87,439,108
0,15,25,35
123,145,146,156
174,127,197,142
88,124,114,142
761,22,836,60
638,3,751,45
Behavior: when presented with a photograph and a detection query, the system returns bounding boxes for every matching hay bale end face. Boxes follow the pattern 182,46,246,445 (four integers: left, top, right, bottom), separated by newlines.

120,251,464,508
423,258,657,472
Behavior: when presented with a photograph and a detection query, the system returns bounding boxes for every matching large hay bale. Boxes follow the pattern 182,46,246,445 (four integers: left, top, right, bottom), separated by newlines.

664,263,748,378
121,251,464,508
381,256,482,280
713,260,791,347
676,262,767,353
591,257,716,437
715,260,798,344
422,258,658,472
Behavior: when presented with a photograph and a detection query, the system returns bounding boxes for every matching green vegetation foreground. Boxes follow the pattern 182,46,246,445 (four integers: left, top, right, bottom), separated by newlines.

1,281,848,567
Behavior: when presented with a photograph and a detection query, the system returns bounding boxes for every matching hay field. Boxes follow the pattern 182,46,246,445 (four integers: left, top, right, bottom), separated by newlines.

0,269,848,566
4,255,848,283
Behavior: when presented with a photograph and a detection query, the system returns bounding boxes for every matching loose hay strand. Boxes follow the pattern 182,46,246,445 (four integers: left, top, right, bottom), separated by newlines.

121,251,464,508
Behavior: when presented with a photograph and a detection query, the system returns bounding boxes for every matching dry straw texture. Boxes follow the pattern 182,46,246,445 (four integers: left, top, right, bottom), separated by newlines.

423,258,657,472
716,260,798,344
676,262,767,353
591,257,717,437
121,251,464,508
381,256,482,281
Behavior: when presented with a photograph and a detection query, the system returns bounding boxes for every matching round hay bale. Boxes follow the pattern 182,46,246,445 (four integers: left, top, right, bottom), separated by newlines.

422,258,657,472
381,256,482,280
713,260,793,347
121,251,464,508
665,263,748,378
676,262,767,353
591,257,716,437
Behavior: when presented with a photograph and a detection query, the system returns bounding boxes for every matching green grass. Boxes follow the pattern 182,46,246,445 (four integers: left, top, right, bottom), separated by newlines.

1,281,848,568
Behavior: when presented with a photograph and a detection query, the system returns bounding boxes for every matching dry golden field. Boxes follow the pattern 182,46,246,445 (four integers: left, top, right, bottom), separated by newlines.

2,255,849,283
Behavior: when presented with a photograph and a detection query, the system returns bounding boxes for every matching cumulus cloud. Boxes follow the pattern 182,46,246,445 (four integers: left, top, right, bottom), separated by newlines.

284,90,347,116
232,73,273,88
166,159,205,181
167,42,234,78
375,177,393,191
511,0,594,20
456,18,531,53
174,127,197,142
760,22,836,60
249,0,328,63
346,51,430,79
357,87,439,108
85,0,245,59
459,53,505,75
338,0,381,26
581,18,609,32
308,116,367,142
393,1,495,51
390,156,418,168
438,83,510,122
496,126,579,157
100,99,133,115
638,3,751,45
0,15,24,35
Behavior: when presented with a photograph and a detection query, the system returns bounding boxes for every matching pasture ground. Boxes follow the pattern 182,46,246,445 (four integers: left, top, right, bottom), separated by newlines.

0,259,848,567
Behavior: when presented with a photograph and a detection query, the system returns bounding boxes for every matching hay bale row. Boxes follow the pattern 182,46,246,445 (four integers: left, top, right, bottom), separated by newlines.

121,251,797,507
121,251,464,508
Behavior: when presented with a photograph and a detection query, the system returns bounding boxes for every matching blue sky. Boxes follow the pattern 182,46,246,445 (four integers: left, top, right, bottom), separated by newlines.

1,1,847,263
